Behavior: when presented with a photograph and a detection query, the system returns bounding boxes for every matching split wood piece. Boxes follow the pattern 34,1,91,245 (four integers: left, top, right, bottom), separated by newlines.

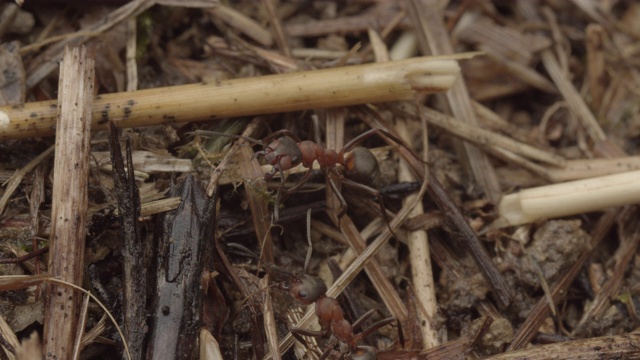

494,170,640,228
146,176,216,360
44,46,94,360
507,210,618,351
395,117,439,348
407,0,502,203
493,332,640,360
0,55,463,140
107,123,145,360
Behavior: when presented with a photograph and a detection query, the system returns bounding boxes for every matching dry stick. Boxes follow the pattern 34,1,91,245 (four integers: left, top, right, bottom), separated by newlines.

491,332,640,360
407,0,502,203
0,56,463,140
395,115,439,348
507,209,618,351
44,46,94,360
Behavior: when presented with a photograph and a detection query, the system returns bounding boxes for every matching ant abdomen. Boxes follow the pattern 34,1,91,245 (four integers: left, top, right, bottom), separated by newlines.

344,147,381,187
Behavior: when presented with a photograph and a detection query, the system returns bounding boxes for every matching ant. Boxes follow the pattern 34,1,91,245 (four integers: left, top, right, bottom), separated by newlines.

279,272,396,360
253,128,414,226
227,210,398,359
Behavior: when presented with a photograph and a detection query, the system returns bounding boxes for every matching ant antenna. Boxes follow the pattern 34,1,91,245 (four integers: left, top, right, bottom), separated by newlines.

303,208,313,275
194,130,264,146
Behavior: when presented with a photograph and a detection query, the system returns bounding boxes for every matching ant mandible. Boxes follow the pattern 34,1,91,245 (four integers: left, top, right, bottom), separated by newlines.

254,128,405,224
279,272,395,360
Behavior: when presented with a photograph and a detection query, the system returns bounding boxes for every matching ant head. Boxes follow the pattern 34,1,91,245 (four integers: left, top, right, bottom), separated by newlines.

264,137,303,171
287,274,327,305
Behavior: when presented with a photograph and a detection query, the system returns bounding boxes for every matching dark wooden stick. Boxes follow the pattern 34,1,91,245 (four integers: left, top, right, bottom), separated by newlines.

107,121,146,360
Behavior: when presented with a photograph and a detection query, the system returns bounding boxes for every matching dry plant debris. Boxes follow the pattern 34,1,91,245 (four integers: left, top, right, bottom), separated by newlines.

0,1,639,360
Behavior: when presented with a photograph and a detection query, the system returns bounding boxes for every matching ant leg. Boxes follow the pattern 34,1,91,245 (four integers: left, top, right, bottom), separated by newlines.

280,167,313,202
340,127,427,167
351,309,377,330
350,316,397,349
340,178,394,234
290,327,327,338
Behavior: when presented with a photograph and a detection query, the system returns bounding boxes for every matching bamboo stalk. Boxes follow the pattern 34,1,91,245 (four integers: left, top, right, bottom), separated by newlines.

44,46,94,360
0,55,464,140
494,170,640,227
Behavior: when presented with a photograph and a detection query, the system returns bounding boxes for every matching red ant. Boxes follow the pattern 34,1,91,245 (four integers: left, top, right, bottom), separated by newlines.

279,272,396,360
254,128,412,225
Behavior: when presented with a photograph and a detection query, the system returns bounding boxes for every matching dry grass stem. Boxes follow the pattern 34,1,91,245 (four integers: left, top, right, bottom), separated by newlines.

44,46,94,360
407,0,502,202
208,4,273,47
421,107,566,167
0,313,18,360
0,145,54,215
487,332,640,360
395,116,439,348
260,276,280,360
545,157,640,182
71,295,91,360
92,151,193,174
495,170,640,227
0,56,463,140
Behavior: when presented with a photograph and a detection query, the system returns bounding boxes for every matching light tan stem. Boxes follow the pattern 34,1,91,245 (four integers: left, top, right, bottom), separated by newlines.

0,55,465,140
